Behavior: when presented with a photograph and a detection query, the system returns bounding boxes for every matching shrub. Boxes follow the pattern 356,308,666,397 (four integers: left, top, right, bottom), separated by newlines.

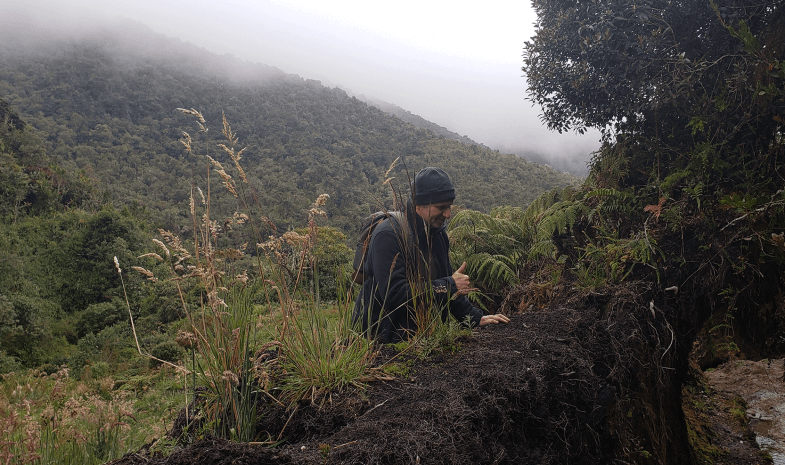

76,301,123,337
149,341,184,368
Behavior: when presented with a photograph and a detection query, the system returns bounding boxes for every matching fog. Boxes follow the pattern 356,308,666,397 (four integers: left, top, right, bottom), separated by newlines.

2,0,601,174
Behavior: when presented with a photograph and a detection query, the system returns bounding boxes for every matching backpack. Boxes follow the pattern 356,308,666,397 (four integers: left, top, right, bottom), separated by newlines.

351,211,406,283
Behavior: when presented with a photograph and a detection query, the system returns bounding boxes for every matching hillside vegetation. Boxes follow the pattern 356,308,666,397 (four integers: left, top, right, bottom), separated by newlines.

0,19,583,464
0,17,578,366
4,0,782,462
0,19,579,236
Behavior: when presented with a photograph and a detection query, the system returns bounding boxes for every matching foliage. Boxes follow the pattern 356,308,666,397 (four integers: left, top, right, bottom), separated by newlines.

524,0,781,136
149,341,185,368
449,185,589,289
128,116,263,440
523,0,784,306
66,321,140,380
0,292,60,369
126,111,379,441
408,315,474,359
76,301,123,338
0,26,579,238
257,191,375,404
449,208,528,290
0,98,101,222
293,225,353,302
190,287,259,442
450,177,671,292
275,300,374,404
0,365,182,465
573,231,664,289
527,0,784,195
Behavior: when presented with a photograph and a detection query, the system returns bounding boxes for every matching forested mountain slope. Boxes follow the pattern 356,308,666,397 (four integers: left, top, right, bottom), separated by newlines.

0,19,579,234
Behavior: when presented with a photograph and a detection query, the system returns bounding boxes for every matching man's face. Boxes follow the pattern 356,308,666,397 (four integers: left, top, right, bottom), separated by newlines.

415,201,453,229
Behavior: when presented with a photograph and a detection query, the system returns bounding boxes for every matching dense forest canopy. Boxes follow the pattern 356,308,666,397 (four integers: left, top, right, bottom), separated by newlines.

524,0,783,134
0,19,580,237
525,0,784,196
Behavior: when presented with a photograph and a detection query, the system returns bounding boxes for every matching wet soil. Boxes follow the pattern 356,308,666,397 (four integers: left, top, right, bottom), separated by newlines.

106,298,691,465
107,283,778,465
683,364,771,465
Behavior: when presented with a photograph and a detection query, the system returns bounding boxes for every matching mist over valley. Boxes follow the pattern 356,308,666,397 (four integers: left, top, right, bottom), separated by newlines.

0,15,581,234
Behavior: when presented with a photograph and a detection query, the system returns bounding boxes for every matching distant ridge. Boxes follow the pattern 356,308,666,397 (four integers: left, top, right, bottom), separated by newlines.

0,15,581,234
355,95,482,147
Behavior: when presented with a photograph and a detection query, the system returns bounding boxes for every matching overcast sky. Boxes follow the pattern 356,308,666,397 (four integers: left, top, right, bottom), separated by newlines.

4,0,600,173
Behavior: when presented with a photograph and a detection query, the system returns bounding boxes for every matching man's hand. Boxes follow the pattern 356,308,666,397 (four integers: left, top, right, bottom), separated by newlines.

479,314,511,326
452,261,471,295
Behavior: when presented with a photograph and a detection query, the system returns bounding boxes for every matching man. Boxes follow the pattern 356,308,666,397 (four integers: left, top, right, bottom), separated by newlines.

352,167,510,342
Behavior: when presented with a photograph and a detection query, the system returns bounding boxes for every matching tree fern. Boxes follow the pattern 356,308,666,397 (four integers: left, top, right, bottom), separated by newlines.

465,252,518,289
535,200,587,239
528,238,558,261
449,209,526,290
449,186,591,286
584,188,634,224
520,185,580,226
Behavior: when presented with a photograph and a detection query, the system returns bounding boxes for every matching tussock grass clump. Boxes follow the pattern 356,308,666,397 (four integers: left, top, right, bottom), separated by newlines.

123,110,377,442
0,366,171,465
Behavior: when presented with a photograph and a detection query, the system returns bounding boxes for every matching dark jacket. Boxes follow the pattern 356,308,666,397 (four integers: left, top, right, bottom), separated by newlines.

352,200,483,342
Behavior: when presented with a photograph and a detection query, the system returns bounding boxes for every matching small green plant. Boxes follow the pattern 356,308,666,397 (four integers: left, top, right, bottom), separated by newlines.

573,229,664,290
318,443,331,464
148,436,178,457
415,315,473,358
729,406,747,423
381,360,413,378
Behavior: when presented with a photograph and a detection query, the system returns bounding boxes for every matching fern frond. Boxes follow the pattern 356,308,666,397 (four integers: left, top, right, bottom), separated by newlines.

449,209,526,259
585,188,635,222
465,252,517,290
535,200,588,241
528,239,558,260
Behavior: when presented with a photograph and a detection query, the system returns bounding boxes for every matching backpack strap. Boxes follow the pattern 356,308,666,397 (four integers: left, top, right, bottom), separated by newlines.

351,211,410,284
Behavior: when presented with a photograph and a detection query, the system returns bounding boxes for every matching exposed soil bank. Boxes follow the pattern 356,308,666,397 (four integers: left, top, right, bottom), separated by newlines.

108,244,785,465
109,291,699,464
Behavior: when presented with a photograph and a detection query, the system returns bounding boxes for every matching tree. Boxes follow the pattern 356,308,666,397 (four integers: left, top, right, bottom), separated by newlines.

524,0,784,192
56,208,146,312
1,98,101,220
523,0,783,135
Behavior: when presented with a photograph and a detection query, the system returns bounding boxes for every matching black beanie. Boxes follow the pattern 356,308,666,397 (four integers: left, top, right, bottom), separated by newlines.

413,167,456,205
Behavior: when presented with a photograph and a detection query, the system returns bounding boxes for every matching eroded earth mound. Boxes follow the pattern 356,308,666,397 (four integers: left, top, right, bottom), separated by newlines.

111,281,698,464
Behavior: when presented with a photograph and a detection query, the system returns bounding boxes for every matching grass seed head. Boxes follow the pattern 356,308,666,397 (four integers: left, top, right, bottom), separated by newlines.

152,239,170,257
131,266,158,282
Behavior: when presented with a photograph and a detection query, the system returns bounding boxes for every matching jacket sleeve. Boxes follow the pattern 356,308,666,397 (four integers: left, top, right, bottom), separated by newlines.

443,270,483,327
369,228,414,320
448,292,484,327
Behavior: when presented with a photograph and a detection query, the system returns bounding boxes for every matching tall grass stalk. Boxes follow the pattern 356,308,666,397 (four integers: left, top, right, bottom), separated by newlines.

0,367,150,465
258,195,376,403
192,285,258,441
167,110,375,423
128,108,264,442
